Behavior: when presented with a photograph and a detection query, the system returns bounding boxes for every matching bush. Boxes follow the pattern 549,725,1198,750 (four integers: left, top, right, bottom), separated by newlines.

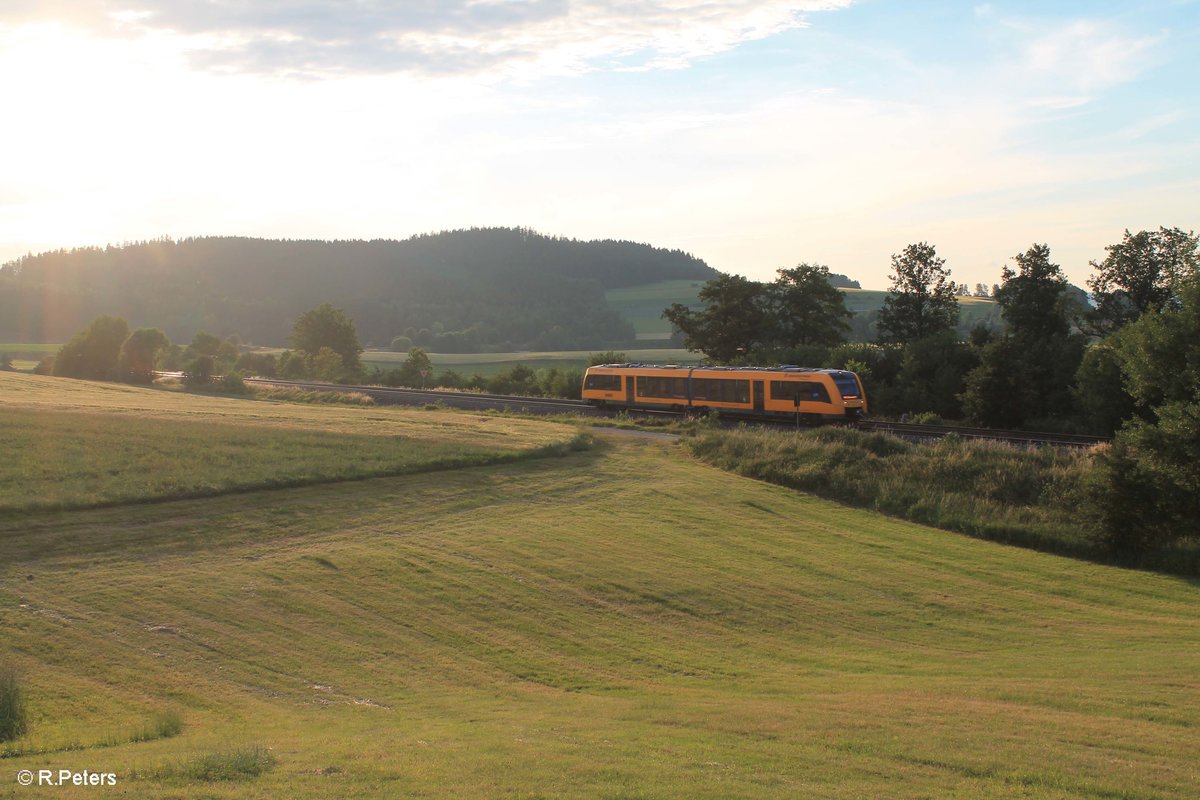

183,355,215,386
0,667,29,742
219,370,249,394
133,710,183,742
150,745,276,782
684,427,1133,568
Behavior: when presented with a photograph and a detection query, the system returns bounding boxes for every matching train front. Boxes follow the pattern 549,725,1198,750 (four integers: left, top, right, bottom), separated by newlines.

830,370,868,418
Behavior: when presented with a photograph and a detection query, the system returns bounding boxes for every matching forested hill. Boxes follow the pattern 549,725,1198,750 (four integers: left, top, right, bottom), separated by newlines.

0,228,717,350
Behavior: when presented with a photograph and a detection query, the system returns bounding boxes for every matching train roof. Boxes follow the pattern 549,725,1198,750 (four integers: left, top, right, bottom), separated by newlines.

588,363,854,376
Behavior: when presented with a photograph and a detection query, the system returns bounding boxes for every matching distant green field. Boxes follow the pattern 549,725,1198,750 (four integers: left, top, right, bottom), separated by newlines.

606,279,704,340
363,347,700,376
607,282,1002,341
0,342,58,360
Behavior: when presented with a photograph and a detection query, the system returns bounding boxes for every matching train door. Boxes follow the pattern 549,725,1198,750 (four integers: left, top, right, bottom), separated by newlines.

753,381,764,412
625,376,636,405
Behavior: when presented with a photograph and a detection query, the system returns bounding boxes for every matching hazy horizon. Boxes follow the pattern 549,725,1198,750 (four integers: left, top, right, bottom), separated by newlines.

1,0,1196,291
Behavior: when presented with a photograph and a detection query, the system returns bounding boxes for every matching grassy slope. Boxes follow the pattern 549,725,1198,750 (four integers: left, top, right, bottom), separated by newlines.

0,373,580,512
4,442,1198,798
2,385,1198,797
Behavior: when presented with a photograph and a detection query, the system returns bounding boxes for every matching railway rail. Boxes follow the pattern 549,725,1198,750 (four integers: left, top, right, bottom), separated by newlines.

238,377,1110,448
858,420,1108,448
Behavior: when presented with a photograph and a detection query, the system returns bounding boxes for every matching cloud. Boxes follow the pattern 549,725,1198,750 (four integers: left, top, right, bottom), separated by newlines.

1,0,852,78
1024,20,1165,92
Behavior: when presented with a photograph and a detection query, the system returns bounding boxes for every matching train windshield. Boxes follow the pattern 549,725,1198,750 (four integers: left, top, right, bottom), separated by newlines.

832,373,861,398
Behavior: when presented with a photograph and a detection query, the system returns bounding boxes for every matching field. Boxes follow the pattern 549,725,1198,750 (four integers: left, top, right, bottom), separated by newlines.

361,347,699,376
605,280,705,340
0,374,582,513
2,374,1199,798
606,282,1002,341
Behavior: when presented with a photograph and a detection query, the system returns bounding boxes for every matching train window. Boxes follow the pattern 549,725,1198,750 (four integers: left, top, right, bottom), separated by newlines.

799,381,831,404
832,373,861,398
585,374,622,391
771,381,798,403
693,378,749,403
636,376,688,399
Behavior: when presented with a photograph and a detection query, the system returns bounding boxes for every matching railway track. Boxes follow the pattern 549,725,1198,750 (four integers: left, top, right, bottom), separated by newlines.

857,419,1108,448
241,378,1108,447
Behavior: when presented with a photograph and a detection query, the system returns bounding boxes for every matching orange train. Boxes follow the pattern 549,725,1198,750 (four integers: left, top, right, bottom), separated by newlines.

581,363,867,421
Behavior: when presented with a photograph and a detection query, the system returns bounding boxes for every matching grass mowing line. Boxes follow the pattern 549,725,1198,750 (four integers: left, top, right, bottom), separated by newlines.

1,404,593,514
3,403,1198,796
1,710,184,760
1,371,589,514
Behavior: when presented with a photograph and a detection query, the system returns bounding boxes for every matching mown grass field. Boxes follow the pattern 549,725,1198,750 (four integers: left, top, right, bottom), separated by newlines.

0,373,582,513
2,375,1199,798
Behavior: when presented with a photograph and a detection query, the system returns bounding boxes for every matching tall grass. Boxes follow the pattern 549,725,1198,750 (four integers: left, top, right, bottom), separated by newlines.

686,427,1199,574
1,403,588,513
149,746,276,782
0,667,29,743
249,385,376,405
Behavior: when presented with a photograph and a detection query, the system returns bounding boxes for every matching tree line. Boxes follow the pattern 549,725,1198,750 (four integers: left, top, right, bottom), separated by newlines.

40,301,597,402
664,227,1199,555
0,229,715,351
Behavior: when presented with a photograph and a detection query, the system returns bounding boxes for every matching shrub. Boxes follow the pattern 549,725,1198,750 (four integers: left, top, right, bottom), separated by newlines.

184,355,215,386
150,746,276,782
219,370,249,394
683,428,1151,569
133,710,184,743
0,667,29,742
184,746,276,781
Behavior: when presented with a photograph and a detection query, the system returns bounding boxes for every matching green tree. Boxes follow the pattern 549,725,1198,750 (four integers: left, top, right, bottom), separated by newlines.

1087,227,1199,334
1089,275,1200,552
235,351,277,378
390,335,413,353
876,243,959,344
768,263,852,347
276,350,310,379
290,303,363,371
401,347,434,387
996,243,1070,341
960,337,1027,429
962,245,1084,428
188,331,222,358
310,347,345,382
1072,342,1136,436
184,354,215,386
53,315,130,380
894,332,978,420
117,328,170,383
663,274,768,362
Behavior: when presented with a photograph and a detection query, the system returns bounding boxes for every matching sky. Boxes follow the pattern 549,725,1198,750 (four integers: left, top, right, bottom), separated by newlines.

0,0,1196,290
